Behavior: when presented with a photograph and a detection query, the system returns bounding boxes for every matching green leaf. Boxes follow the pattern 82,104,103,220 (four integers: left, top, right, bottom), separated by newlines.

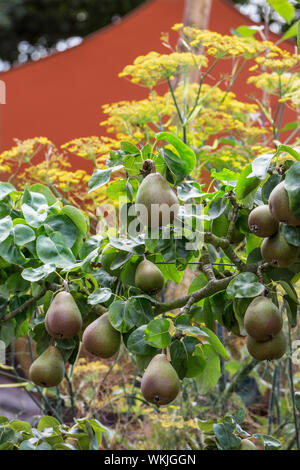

0,183,16,201
45,215,79,248
156,132,196,175
13,224,35,246
127,297,153,326
235,165,260,202
0,236,26,265
214,421,241,450
249,153,274,180
253,433,282,450
226,273,265,298
10,419,33,435
22,188,49,228
195,344,220,394
231,25,262,37
108,300,139,333
280,120,299,132
188,273,207,294
208,197,227,219
282,20,300,40
36,232,76,268
127,325,157,355
170,340,188,379
88,288,112,305
262,174,282,203
200,326,229,359
284,162,300,219
120,141,140,154
88,165,123,193
276,144,300,161
61,205,88,235
177,181,204,202
109,236,145,254
0,216,12,242
283,295,298,328
267,0,295,22
29,184,57,205
22,264,56,282
144,318,171,349
0,321,15,346
106,179,138,202
38,416,61,431
278,279,298,303
175,314,204,336
185,349,206,378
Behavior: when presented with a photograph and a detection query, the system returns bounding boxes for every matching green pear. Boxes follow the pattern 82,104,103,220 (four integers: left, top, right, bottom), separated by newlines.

244,296,283,341
240,439,257,450
269,181,300,226
141,354,180,405
29,346,65,388
100,245,122,276
248,205,278,238
45,291,82,339
82,312,120,358
246,331,287,361
261,230,299,267
135,259,164,293
135,173,179,228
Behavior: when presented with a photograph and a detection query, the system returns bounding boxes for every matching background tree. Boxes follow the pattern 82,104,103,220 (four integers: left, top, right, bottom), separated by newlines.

0,0,299,69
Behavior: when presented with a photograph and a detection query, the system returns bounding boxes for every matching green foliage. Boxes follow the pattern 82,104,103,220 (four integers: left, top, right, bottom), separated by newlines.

0,415,108,450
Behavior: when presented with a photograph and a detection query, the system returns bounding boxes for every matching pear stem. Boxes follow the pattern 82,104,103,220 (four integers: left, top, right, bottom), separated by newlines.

141,159,156,178
63,280,69,292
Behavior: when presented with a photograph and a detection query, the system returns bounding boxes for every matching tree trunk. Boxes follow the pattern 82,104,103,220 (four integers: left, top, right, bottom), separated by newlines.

183,0,212,29
174,0,212,87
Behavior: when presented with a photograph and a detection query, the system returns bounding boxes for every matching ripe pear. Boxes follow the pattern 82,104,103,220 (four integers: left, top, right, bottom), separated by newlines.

100,245,122,276
141,354,180,405
244,296,283,341
269,181,300,226
135,173,179,228
246,331,287,361
240,439,257,450
29,346,65,388
135,259,164,293
45,291,82,339
261,231,299,267
82,312,120,358
248,205,278,238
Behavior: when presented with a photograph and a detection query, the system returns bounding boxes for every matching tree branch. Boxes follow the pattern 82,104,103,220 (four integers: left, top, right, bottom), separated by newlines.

154,275,236,314
1,287,47,322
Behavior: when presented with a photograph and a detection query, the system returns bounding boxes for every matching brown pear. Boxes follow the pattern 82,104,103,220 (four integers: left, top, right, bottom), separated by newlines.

246,331,287,361
135,259,164,293
261,231,299,267
248,205,278,238
29,346,65,388
82,312,120,358
269,181,300,226
45,291,82,339
244,296,282,341
141,354,180,405
135,172,179,228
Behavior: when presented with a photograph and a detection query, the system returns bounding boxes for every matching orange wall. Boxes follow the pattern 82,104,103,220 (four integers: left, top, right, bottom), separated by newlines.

0,0,296,159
